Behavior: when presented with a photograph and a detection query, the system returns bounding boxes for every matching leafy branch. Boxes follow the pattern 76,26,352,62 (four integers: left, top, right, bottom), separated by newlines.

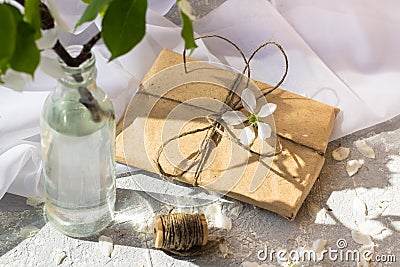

0,0,197,81
0,0,197,122
0,0,40,79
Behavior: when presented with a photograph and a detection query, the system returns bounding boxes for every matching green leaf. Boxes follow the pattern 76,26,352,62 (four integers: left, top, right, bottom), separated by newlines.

80,0,108,17
6,4,23,21
9,21,40,76
179,10,197,52
0,4,17,63
24,0,42,40
76,0,113,28
102,0,147,61
0,60,9,71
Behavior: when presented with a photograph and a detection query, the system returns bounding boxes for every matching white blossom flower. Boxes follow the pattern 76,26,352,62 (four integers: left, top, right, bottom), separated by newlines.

222,88,276,146
45,0,70,32
177,0,196,20
1,55,63,91
36,28,59,50
39,55,64,79
1,70,32,91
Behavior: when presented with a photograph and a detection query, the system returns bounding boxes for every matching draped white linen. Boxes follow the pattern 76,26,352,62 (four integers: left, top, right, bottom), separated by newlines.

1,0,399,198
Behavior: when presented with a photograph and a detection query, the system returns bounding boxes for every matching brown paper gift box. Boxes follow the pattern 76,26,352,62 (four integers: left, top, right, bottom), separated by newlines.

116,49,339,220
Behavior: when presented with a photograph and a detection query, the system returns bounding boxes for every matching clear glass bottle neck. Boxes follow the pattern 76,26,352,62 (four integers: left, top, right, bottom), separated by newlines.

58,47,97,89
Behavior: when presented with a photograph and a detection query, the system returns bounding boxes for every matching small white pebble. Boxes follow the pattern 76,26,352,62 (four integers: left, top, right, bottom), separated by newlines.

276,250,289,266
54,249,67,265
218,243,229,259
332,147,350,161
355,140,375,159
26,196,44,208
229,204,244,220
346,159,364,177
19,225,39,238
215,212,232,231
358,244,375,267
312,239,327,253
351,230,373,245
205,203,232,231
99,235,114,257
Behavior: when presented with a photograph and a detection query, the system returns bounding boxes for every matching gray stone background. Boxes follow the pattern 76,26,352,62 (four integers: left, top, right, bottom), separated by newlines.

1,1,399,266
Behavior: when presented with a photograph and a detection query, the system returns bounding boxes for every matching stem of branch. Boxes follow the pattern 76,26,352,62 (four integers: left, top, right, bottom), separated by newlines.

52,33,102,67
15,0,25,6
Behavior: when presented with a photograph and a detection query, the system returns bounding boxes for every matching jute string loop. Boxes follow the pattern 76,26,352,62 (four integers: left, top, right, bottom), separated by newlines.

154,35,288,186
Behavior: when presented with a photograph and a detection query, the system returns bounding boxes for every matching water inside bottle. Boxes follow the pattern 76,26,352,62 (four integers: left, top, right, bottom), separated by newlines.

41,99,115,237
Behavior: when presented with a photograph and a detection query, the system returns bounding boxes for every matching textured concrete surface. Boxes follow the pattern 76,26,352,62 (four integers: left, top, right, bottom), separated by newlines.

1,114,400,266
1,1,400,266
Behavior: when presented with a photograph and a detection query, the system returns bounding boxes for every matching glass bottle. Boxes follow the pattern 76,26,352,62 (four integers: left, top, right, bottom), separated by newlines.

40,46,116,237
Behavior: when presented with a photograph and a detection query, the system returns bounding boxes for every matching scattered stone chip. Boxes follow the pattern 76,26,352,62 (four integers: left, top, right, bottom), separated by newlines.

26,196,44,208
205,203,232,231
346,159,364,177
218,243,229,259
355,140,375,159
19,225,39,238
312,238,327,253
332,147,350,161
99,235,114,257
54,249,67,265
358,244,375,267
351,230,373,245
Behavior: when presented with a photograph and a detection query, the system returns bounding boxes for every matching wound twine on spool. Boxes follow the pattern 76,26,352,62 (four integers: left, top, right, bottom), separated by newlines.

152,213,208,251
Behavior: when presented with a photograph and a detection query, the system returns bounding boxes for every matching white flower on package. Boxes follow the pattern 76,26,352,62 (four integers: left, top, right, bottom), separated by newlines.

222,88,276,146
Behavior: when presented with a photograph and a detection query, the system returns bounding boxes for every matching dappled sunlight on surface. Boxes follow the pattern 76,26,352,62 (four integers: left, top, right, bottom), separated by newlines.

3,118,400,266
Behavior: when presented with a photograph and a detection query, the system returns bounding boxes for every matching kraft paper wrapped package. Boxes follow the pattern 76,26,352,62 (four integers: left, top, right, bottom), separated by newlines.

116,49,339,220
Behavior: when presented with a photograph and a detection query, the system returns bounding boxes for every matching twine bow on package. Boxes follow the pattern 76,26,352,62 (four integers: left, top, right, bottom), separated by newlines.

116,48,339,220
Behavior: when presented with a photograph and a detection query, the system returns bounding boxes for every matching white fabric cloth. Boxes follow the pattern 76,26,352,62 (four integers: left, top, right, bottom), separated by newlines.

1,0,399,198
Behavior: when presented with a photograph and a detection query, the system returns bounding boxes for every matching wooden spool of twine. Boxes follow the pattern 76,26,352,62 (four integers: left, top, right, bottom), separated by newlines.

152,212,208,251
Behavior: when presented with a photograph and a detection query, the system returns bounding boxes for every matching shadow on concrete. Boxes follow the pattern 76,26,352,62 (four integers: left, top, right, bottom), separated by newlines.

0,194,46,257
